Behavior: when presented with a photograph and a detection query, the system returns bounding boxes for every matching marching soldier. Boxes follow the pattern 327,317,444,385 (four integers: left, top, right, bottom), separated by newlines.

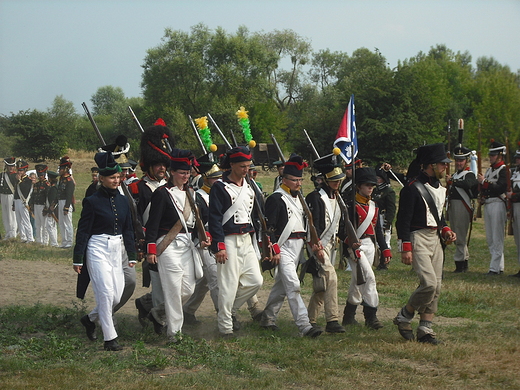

394,143,456,344
446,146,478,273
477,140,507,275
85,167,99,198
57,156,75,248
342,168,392,329
145,148,210,343
44,171,59,247
130,119,173,331
260,154,322,338
272,160,284,192
305,153,346,334
31,164,50,245
74,152,136,351
508,145,520,277
208,146,263,338
13,160,34,243
1,157,18,239
372,167,396,270
183,154,222,325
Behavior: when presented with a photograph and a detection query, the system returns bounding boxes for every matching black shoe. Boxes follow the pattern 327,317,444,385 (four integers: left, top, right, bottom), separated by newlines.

80,315,97,341
147,312,164,335
220,332,235,339
232,315,241,331
485,271,500,276
104,338,123,351
417,333,441,345
453,262,466,273
135,298,149,327
304,326,322,338
252,310,264,323
260,324,280,331
325,321,346,333
183,312,201,326
393,316,414,341
509,270,520,278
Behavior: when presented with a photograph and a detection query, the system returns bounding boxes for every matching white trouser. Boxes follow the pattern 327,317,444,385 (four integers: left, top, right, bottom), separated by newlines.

86,234,124,341
58,199,73,247
33,204,48,244
217,233,263,334
157,233,196,338
113,248,136,313
45,213,58,247
262,239,312,334
1,193,17,239
484,200,506,273
347,237,378,308
513,203,520,266
14,199,34,242
183,248,219,315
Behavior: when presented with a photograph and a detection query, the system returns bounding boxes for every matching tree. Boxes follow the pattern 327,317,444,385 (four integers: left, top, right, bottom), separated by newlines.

4,109,66,161
91,86,126,116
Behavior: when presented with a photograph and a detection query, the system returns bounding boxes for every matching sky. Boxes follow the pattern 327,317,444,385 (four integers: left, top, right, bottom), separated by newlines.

1,0,519,116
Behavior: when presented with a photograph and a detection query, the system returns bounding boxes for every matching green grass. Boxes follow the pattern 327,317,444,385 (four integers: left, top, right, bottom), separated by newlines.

1,162,520,389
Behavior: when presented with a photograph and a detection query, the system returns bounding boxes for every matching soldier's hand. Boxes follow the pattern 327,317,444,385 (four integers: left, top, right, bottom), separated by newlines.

270,253,281,266
401,251,413,265
147,253,157,264
444,230,457,244
73,265,82,274
215,249,227,264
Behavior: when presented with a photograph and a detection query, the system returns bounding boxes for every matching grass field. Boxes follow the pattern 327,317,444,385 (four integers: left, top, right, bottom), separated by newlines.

1,155,520,389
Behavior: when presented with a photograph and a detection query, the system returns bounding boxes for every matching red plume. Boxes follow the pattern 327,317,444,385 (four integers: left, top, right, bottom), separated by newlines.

490,138,495,143
154,118,167,127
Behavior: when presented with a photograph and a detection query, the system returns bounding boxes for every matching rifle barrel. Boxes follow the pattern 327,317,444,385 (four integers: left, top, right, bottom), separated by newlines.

82,102,105,146
207,113,232,149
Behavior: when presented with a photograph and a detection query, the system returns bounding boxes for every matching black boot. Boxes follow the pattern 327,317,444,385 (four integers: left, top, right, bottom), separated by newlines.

453,261,465,273
363,306,383,330
342,302,359,326
464,260,469,272
80,315,97,341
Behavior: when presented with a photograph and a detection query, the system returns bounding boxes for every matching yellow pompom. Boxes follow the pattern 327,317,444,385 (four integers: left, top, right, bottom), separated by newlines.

249,140,256,149
209,144,218,153
333,147,341,156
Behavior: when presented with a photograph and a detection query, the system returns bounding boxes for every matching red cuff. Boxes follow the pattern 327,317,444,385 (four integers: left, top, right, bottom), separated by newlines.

441,226,452,237
147,243,157,255
354,249,361,258
482,181,489,189
217,242,226,251
398,240,412,252
205,231,212,240
382,249,392,258
272,243,281,255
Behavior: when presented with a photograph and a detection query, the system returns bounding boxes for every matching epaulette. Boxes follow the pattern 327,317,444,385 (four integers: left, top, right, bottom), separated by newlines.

128,180,141,194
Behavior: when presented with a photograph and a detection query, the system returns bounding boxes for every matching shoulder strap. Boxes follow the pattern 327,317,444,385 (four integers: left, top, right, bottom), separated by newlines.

412,181,442,227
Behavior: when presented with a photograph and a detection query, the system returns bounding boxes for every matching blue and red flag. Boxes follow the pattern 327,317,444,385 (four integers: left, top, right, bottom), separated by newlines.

333,94,358,164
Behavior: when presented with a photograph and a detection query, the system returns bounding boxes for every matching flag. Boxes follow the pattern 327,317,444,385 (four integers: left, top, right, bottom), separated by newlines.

333,94,358,164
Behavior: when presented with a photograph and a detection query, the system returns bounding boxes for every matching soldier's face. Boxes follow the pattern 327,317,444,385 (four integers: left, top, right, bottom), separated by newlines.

455,159,467,171
99,173,120,189
327,180,341,191
282,175,303,192
151,163,167,180
230,161,250,179
171,169,190,187
358,183,375,198
433,162,447,179
7,166,16,173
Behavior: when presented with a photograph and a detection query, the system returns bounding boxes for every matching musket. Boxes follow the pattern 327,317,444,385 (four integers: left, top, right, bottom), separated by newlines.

302,130,365,284
207,113,232,149
188,115,208,154
82,102,105,145
476,123,483,218
83,109,146,260
506,135,514,235
446,120,451,180
128,106,145,133
271,133,322,261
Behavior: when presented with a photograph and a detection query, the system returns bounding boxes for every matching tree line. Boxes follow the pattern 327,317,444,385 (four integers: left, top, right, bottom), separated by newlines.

1,24,519,168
